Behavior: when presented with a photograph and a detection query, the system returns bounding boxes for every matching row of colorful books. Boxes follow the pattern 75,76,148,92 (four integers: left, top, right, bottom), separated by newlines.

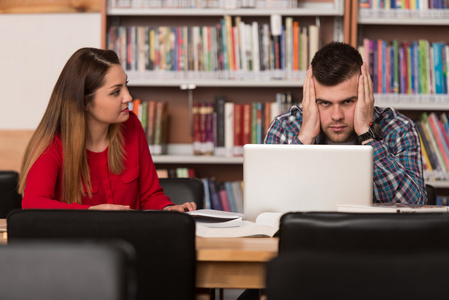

130,99,169,155
193,93,295,156
110,0,298,9
359,0,448,10
358,39,449,96
202,178,244,213
107,16,319,80
417,112,449,180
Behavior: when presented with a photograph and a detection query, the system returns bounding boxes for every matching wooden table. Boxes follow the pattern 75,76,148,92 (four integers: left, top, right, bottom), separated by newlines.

0,219,278,289
196,237,278,289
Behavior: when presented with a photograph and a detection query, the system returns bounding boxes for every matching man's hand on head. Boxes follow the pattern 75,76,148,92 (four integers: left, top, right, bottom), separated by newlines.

354,62,375,136
298,66,320,144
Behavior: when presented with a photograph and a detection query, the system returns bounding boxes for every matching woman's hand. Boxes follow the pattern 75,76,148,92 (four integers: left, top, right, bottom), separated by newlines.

88,204,132,210
163,202,197,212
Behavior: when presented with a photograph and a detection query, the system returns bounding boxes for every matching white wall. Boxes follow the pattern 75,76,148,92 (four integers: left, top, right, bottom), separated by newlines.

0,13,101,129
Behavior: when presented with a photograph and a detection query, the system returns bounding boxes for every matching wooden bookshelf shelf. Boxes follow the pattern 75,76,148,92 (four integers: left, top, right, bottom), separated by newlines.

107,3,344,16
358,17,449,25
128,78,305,88
153,154,243,164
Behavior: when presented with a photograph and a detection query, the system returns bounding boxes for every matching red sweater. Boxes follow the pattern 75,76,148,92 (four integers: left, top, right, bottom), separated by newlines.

22,112,173,210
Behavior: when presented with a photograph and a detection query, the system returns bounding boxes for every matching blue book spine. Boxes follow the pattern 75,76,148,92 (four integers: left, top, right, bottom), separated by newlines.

202,178,212,209
433,42,444,94
441,43,448,94
413,41,420,94
208,179,222,211
224,182,237,212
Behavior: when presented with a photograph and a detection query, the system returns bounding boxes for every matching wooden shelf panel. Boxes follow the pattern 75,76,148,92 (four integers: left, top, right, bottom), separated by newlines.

358,9,449,25
108,3,344,16
374,94,449,111
128,78,305,88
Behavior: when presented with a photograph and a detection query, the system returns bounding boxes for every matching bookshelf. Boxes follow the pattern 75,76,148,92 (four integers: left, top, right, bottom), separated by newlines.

352,1,449,191
102,0,348,182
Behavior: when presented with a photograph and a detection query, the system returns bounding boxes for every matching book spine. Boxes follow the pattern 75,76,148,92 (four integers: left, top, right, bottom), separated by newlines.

215,95,226,155
242,104,252,146
233,104,243,156
224,102,235,157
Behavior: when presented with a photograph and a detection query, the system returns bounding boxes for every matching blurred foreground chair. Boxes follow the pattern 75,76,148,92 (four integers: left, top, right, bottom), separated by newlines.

0,241,135,300
7,210,196,300
266,212,449,300
159,177,204,209
267,249,449,300
0,171,22,218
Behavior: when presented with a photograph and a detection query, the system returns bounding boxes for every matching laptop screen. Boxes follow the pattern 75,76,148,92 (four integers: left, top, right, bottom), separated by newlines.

243,144,373,221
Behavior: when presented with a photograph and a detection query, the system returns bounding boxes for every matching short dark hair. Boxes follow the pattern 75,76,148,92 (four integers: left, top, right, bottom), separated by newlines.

311,42,363,86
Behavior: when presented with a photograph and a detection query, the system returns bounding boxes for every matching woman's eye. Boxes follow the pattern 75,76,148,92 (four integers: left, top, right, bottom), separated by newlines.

111,89,120,96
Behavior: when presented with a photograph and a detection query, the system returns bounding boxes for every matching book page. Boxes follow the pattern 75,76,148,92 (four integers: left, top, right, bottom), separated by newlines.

193,211,283,237
195,221,277,238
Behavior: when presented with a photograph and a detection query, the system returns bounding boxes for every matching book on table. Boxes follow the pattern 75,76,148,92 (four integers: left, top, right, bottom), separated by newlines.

186,209,282,238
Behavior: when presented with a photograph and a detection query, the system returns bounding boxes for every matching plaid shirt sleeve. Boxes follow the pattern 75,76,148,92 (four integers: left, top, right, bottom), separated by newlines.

264,106,306,145
371,109,427,205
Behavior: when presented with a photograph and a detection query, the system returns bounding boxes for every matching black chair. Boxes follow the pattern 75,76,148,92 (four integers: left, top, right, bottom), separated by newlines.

0,171,22,218
159,177,204,209
426,183,437,205
268,212,449,299
7,210,196,300
0,241,135,300
267,249,449,300
278,211,449,253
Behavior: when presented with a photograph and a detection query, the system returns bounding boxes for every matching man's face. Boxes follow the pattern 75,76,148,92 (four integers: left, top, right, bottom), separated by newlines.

314,74,359,143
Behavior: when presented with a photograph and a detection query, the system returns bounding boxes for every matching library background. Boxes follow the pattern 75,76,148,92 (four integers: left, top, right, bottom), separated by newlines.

2,0,449,210
105,0,449,210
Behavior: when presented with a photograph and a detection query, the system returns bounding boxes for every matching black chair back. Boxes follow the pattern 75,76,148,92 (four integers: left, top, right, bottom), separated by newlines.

267,212,449,300
0,241,135,300
279,211,449,253
159,177,204,209
7,210,196,300
0,171,22,218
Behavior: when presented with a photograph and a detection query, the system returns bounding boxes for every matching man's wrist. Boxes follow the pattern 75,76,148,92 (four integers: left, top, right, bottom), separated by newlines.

297,132,316,145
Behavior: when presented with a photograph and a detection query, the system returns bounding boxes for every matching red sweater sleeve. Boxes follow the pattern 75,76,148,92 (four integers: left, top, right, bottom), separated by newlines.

22,139,91,209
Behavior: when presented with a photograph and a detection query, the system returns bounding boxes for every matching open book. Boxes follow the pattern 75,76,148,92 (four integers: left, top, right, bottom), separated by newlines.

187,209,282,238
337,204,449,213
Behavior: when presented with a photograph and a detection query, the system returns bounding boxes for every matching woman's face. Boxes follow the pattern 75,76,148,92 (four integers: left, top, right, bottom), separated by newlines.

86,64,132,127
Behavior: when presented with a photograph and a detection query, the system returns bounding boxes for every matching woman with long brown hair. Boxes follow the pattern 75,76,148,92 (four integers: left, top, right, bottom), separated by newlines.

19,47,196,212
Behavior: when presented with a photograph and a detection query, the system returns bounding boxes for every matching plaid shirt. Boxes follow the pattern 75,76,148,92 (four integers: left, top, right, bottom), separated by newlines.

264,105,427,205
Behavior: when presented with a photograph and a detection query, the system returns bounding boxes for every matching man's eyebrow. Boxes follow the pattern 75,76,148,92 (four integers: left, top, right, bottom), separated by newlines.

316,96,357,103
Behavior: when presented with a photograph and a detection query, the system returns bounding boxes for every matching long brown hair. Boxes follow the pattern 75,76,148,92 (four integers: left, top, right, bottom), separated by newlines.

19,48,126,204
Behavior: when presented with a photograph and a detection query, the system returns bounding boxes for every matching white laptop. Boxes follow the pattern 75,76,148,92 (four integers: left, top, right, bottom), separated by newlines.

243,144,373,221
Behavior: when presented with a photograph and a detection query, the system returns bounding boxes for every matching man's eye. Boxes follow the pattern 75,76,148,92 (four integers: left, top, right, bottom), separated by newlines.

318,102,329,107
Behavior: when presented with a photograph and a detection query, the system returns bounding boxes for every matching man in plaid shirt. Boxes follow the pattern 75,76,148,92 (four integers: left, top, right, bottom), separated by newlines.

264,42,426,204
